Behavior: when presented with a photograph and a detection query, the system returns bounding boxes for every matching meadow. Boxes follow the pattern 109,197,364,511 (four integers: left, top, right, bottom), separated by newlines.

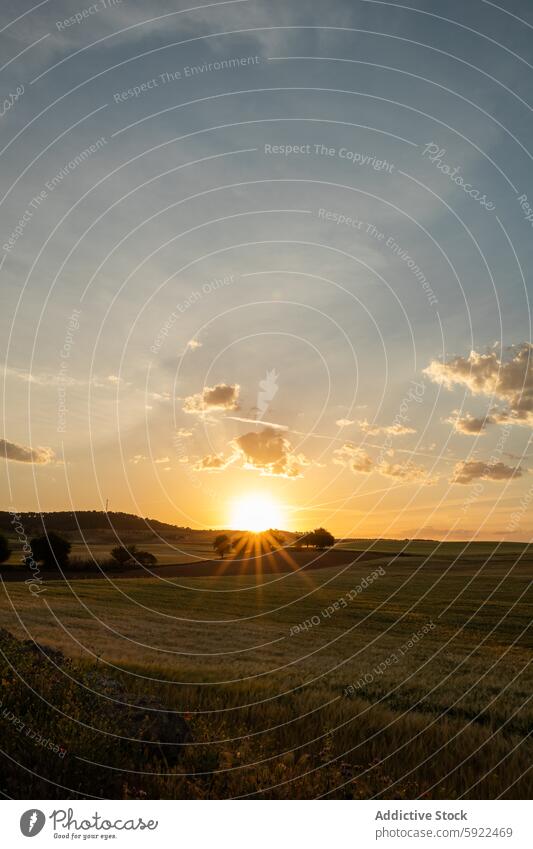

0,540,531,799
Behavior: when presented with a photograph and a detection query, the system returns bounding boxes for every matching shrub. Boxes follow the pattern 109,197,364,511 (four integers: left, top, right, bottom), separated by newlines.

110,545,157,568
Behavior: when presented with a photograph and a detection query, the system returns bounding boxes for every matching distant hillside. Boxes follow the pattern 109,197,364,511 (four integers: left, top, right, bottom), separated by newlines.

0,510,189,536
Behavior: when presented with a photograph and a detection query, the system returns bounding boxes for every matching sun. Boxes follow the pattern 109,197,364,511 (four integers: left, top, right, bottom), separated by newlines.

230,493,285,532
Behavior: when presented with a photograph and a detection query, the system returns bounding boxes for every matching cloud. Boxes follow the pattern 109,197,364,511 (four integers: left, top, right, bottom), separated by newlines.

378,461,438,484
175,428,193,438
194,453,234,472
358,419,416,436
231,426,306,478
187,339,202,350
0,439,54,464
446,411,495,435
333,443,436,483
425,343,533,425
333,443,373,473
155,456,170,464
450,460,523,484
183,383,240,415
130,454,148,464
336,418,355,428
5,366,86,387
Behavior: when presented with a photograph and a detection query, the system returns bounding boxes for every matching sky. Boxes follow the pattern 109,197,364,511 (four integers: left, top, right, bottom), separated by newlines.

1,0,532,539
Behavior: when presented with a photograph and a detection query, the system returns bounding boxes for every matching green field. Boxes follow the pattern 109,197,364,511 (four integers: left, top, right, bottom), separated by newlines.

0,544,531,799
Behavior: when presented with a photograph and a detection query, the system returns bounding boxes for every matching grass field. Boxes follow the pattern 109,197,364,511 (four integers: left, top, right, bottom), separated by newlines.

0,541,531,799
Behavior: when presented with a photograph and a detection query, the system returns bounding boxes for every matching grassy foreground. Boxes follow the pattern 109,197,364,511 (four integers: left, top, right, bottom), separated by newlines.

0,549,531,799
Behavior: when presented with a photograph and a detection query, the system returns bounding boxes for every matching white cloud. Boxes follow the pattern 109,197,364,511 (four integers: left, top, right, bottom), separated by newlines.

378,460,438,485
333,443,437,483
333,443,373,473
130,454,148,464
358,419,416,436
425,343,533,425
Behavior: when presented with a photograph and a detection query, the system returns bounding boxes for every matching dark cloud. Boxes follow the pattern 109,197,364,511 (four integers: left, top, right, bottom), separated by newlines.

446,411,495,435
0,439,54,464
451,460,523,485
183,383,240,415
231,426,306,478
194,454,234,472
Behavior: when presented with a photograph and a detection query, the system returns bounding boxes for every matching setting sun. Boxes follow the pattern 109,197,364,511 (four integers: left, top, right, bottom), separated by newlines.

229,494,285,532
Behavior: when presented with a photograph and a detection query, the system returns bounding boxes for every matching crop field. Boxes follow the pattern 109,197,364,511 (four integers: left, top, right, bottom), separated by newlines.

0,544,531,799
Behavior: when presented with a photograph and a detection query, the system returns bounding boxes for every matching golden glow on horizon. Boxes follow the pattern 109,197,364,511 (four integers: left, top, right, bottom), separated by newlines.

229,493,285,532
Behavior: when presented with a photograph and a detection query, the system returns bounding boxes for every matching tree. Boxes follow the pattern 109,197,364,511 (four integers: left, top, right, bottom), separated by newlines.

264,529,285,550
311,527,335,549
110,545,157,567
30,532,71,569
213,534,232,559
298,531,315,549
110,545,136,565
0,534,10,564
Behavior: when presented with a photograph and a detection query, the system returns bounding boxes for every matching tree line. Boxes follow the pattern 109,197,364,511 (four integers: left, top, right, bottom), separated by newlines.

213,527,335,559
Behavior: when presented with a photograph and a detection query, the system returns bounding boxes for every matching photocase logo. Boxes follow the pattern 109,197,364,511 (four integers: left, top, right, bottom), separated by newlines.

20,809,46,837
256,369,279,420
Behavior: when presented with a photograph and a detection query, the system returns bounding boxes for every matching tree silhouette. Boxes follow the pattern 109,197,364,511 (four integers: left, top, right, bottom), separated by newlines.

311,527,335,549
297,528,335,549
213,534,232,559
0,534,11,564
30,532,71,569
110,544,157,567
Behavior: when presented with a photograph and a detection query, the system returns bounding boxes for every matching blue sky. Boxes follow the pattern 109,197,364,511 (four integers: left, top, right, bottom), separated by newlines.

1,0,532,538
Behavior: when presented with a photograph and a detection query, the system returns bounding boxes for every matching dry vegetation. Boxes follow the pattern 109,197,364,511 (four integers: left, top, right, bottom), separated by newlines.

0,544,531,799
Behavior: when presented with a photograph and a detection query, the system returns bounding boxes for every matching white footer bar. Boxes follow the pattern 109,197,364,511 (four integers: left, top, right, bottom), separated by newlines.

3,799,529,848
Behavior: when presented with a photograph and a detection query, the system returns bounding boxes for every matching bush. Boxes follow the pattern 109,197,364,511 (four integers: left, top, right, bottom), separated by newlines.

30,532,71,569
110,545,157,568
